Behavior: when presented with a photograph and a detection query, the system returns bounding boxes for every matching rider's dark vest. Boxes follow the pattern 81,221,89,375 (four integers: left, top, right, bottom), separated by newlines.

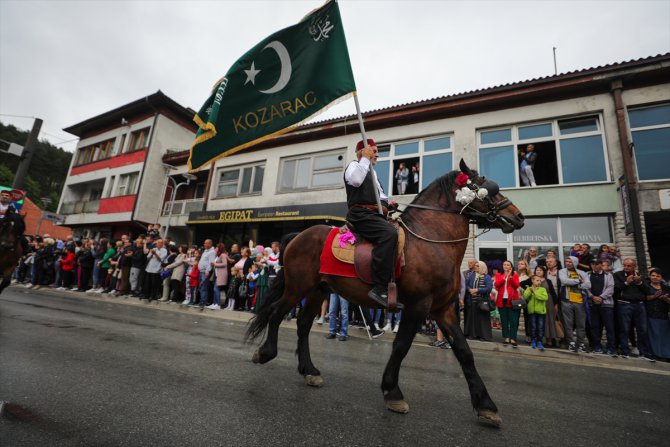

344,164,388,210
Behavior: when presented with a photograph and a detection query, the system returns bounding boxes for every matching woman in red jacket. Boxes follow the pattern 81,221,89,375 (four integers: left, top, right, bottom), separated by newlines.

494,260,521,347
59,246,76,290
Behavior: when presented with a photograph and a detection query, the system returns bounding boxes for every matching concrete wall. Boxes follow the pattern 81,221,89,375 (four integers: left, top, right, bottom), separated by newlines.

134,115,197,224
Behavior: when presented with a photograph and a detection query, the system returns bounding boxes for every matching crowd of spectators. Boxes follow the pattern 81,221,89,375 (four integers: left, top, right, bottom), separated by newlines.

9,233,669,362
10,224,282,315
455,243,670,362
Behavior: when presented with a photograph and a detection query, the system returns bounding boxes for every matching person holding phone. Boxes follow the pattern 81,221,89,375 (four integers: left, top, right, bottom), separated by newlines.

613,258,653,361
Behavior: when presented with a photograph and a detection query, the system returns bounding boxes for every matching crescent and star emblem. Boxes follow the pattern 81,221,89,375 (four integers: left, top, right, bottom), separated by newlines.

244,40,292,94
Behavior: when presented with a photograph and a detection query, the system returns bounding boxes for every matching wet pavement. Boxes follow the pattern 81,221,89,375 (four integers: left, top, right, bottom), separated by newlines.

2,286,669,446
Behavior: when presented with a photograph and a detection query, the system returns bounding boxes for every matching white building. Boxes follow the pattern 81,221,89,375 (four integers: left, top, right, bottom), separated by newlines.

162,54,669,272
58,91,203,240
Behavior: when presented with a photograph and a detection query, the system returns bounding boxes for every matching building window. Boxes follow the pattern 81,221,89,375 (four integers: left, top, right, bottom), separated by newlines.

477,115,609,189
278,150,344,192
629,103,670,181
74,138,115,166
115,172,139,196
216,164,264,198
375,135,453,196
127,128,150,152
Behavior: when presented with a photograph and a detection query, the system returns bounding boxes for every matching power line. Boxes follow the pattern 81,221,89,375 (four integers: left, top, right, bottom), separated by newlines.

0,113,36,120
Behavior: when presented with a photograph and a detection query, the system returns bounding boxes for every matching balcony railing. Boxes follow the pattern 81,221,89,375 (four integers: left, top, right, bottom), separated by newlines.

60,200,100,215
162,199,204,216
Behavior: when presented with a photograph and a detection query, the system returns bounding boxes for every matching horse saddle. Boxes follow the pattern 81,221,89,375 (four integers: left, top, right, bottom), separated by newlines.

331,224,405,285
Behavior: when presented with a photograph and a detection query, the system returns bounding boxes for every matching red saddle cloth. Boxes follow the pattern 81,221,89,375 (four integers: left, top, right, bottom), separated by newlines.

319,227,401,284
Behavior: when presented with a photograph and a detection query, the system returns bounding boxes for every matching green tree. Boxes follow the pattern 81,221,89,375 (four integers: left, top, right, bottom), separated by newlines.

0,121,72,209
0,163,14,186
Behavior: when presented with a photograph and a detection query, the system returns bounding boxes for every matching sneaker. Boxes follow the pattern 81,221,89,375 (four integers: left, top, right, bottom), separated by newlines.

607,349,618,357
631,347,640,356
71,287,79,291
620,354,629,359
181,299,190,305
338,335,348,341
568,342,577,353
578,344,587,353
325,333,337,339
316,317,325,325
382,323,392,332
440,342,452,349
640,355,656,363
33,285,41,290
209,304,221,310
25,284,34,288
370,329,385,339
393,325,399,333
537,342,545,352
531,341,537,349
374,323,381,331
593,347,604,354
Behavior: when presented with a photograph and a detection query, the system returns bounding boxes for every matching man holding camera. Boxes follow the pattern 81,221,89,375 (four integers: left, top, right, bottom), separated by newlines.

613,258,654,361
518,144,538,187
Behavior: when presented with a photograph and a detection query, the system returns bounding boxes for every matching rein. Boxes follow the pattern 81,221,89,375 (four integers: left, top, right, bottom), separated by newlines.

397,216,490,244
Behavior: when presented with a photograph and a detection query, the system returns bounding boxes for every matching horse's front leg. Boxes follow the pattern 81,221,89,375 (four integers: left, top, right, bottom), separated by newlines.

296,289,325,387
0,276,9,295
434,305,502,427
381,305,422,414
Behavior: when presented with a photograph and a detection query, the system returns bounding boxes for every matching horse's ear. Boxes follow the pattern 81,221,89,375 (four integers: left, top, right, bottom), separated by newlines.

459,158,473,176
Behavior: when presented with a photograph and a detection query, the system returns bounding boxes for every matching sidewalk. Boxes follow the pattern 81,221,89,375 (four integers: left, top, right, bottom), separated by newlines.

9,284,670,375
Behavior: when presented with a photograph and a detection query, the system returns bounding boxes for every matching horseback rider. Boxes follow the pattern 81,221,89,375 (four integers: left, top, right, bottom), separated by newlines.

0,189,28,254
344,138,400,309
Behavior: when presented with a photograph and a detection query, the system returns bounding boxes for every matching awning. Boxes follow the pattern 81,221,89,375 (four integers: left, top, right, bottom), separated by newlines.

187,202,348,225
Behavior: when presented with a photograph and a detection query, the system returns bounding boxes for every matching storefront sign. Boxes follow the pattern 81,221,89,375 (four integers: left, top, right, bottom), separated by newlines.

188,202,348,224
660,189,670,210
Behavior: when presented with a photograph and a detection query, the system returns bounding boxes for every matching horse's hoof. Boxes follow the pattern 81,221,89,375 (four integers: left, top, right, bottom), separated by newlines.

385,399,410,414
252,351,261,364
304,375,323,387
477,409,502,428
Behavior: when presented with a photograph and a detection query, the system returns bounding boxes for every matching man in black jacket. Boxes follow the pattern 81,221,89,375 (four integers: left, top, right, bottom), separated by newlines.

613,258,654,361
344,138,400,309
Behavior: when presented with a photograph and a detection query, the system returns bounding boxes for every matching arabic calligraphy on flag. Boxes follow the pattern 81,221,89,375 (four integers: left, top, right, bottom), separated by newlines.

188,0,357,171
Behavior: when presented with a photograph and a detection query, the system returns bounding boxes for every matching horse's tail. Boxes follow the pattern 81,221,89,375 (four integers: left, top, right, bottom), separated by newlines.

245,232,299,342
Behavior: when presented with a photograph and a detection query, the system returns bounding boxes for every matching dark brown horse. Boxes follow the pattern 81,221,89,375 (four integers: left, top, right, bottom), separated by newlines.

0,208,25,294
246,159,524,426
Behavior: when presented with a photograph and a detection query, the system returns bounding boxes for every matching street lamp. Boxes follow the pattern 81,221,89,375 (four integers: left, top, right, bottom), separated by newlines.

164,173,197,239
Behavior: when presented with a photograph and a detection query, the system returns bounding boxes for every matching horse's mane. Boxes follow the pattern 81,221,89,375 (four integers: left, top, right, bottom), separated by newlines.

410,170,460,204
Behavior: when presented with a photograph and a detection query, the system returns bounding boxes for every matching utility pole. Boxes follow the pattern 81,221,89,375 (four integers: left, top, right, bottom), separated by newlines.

12,118,43,190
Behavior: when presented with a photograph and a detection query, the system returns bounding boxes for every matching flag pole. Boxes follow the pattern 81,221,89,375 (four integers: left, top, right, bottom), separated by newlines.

353,93,384,215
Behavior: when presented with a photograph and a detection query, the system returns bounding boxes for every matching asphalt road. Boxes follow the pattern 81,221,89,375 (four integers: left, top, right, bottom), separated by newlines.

1,286,669,446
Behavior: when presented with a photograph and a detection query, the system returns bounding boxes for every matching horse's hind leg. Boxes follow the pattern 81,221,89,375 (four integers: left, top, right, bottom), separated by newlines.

381,307,424,414
253,298,295,364
434,306,502,427
296,288,326,387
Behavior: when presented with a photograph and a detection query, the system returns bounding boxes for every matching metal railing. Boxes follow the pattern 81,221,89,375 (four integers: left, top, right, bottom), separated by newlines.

60,200,100,215
162,198,204,216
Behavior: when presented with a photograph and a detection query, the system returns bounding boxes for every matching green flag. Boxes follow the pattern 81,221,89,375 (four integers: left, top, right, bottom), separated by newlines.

188,0,356,171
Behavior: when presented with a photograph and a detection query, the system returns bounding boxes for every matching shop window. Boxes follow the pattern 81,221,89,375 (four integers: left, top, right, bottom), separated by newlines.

278,150,344,192
478,116,608,188
377,136,453,195
216,164,264,198
629,103,670,181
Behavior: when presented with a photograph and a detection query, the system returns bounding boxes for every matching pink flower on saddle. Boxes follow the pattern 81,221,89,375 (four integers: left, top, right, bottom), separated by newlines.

339,229,357,248
456,173,469,187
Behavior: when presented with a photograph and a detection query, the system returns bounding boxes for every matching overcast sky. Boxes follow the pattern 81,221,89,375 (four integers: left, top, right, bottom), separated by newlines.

1,0,669,152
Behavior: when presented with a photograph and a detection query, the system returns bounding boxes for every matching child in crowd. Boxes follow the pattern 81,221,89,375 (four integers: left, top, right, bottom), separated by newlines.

524,275,548,351
185,251,200,305
246,263,260,311
226,266,242,311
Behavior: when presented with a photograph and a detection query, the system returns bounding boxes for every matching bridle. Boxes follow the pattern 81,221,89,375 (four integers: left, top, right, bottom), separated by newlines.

396,174,511,244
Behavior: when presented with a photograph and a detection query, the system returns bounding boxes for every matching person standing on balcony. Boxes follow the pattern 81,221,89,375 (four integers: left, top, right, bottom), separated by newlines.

518,144,537,187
